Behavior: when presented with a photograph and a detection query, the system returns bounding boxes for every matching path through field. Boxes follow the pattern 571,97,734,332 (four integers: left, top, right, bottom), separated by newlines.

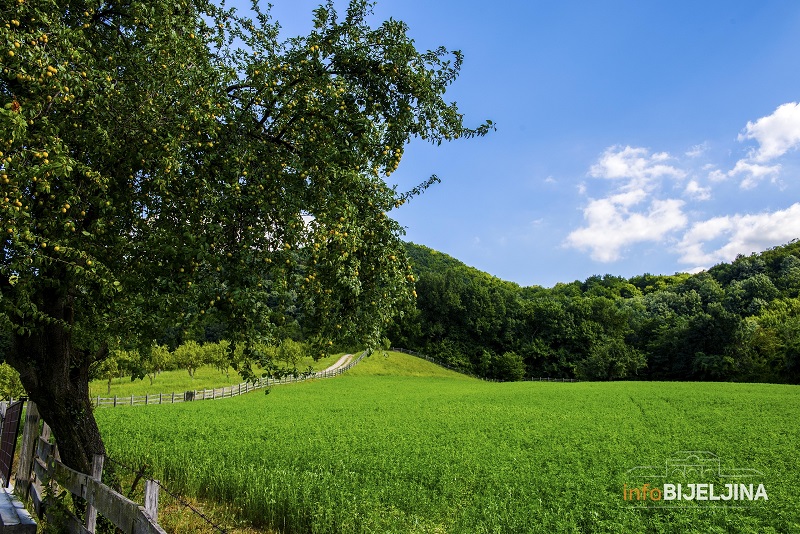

318,353,353,374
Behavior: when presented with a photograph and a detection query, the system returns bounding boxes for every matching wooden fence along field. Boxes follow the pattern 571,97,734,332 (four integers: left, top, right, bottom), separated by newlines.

14,401,166,534
94,351,367,407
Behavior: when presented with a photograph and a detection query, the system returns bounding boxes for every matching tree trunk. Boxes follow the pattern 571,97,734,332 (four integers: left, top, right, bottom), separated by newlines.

5,286,106,475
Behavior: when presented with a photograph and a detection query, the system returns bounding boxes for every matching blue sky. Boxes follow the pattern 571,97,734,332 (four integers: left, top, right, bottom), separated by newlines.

236,1,800,287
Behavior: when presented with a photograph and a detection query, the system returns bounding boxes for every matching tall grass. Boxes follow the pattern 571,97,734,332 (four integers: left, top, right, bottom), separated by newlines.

96,352,800,533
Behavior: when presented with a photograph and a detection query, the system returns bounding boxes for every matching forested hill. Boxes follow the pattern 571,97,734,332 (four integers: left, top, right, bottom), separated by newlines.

389,241,800,383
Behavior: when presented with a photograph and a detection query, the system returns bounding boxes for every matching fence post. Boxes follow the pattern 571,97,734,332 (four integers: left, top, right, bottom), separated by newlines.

86,454,104,533
14,400,40,499
145,394,149,406
144,479,159,520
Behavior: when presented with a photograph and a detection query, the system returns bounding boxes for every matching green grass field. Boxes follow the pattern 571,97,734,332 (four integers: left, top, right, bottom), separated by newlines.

95,351,800,533
89,353,346,398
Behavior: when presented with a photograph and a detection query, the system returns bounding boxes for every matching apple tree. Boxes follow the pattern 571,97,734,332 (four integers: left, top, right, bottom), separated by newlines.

0,0,491,473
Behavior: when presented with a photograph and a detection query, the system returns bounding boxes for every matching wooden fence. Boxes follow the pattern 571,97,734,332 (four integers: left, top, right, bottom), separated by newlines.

94,351,367,408
15,401,166,534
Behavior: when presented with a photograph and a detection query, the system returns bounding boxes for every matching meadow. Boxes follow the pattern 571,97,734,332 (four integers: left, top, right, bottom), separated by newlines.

89,352,346,398
96,351,800,533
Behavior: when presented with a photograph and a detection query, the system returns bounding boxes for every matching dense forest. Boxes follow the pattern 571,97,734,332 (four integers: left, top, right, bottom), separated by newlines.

388,241,800,383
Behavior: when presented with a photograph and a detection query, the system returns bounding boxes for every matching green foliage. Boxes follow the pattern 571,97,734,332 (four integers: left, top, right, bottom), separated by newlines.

0,362,24,399
172,340,205,378
278,338,306,371
490,351,526,381
202,340,232,378
576,338,646,380
92,355,120,395
96,355,800,533
0,0,489,466
394,240,800,384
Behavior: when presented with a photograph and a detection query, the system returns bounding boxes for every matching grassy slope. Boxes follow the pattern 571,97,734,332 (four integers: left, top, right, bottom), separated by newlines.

347,350,473,379
96,352,800,533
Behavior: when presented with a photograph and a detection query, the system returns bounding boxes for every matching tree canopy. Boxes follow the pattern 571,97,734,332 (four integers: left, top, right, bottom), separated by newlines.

0,0,491,472
393,240,800,384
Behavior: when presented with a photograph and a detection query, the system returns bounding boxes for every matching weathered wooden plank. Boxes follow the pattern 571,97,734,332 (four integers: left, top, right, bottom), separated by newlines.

14,401,39,501
29,480,44,518
32,457,49,486
52,461,89,498
143,479,158,520
60,512,91,534
52,462,165,534
85,454,103,533
36,436,54,462
131,506,169,534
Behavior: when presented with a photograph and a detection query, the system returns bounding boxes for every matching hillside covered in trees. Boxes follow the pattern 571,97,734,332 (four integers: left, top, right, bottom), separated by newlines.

389,241,800,383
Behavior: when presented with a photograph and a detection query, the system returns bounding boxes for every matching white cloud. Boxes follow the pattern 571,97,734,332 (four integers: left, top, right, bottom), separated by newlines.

565,105,800,267
728,160,781,189
590,146,686,184
566,197,687,262
544,176,557,184
686,142,709,158
684,180,711,200
566,145,691,262
707,168,728,182
720,102,800,188
677,203,800,268
738,102,800,163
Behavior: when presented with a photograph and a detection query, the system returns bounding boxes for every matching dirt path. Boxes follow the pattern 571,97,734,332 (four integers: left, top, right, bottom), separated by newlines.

319,353,353,374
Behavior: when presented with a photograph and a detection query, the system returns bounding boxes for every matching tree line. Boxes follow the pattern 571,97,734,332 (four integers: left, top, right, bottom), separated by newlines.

388,241,800,383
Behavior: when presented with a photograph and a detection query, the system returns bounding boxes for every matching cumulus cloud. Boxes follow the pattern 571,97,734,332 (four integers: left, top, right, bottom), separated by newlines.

566,197,687,262
707,168,728,182
590,146,686,184
684,180,711,200
566,145,691,262
566,106,800,267
738,102,800,163
721,102,800,188
677,203,800,268
727,160,781,189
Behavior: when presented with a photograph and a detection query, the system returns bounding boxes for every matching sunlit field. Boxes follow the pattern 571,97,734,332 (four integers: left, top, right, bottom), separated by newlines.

96,352,800,533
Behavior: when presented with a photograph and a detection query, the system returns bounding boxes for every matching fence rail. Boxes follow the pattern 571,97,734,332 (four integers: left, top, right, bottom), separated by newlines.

14,401,166,534
94,351,367,408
